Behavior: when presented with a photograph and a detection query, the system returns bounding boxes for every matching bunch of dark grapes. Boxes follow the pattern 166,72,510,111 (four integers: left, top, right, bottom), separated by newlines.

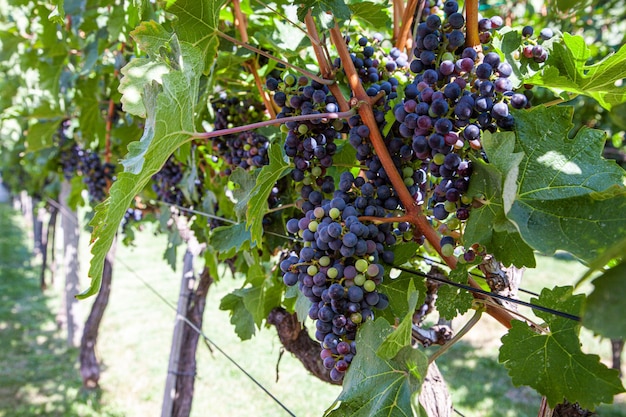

420,0,444,21
211,97,269,174
152,156,185,206
404,0,538,259
59,144,80,181
281,171,398,381
266,73,346,211
76,148,115,203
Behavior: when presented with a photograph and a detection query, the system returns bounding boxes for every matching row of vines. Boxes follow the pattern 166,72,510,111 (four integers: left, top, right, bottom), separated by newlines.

1,0,626,415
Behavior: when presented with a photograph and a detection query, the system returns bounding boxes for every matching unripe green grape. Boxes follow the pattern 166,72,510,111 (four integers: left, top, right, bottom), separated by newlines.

461,195,472,205
298,124,309,135
402,166,413,178
433,153,446,165
355,259,369,273
447,218,460,230
327,267,338,279
308,220,319,232
307,265,318,276
350,312,363,324
404,177,415,187
363,279,376,292
311,166,322,177
444,201,457,213
354,274,366,286
284,74,296,86
319,256,331,267
441,243,455,257
329,207,340,219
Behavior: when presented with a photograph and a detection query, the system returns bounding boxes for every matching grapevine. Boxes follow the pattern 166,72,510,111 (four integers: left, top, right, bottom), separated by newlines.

2,0,626,415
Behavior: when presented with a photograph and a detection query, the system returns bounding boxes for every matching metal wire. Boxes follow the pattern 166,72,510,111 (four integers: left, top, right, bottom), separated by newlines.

115,257,297,417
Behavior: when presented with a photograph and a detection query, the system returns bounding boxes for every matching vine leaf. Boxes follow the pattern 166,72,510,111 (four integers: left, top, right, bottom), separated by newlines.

219,292,256,340
82,23,203,299
464,131,535,267
348,2,391,30
526,33,626,110
506,106,626,263
377,280,419,360
167,0,227,74
378,272,424,323
246,144,291,245
499,286,625,409
583,260,626,339
326,318,428,417
297,0,351,29
210,222,252,259
435,265,473,319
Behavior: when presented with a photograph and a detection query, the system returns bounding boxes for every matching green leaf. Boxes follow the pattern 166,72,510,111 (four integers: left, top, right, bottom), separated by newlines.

576,236,626,286
83,23,203,299
119,58,169,118
230,168,259,221
26,119,62,152
327,319,428,417
246,144,291,244
435,265,473,319
297,0,351,29
499,286,624,409
167,0,227,74
219,292,256,340
506,106,626,263
348,2,391,30
210,223,251,258
526,33,626,110
464,131,535,267
378,272,424,322
388,242,421,266
377,281,419,360
583,261,626,339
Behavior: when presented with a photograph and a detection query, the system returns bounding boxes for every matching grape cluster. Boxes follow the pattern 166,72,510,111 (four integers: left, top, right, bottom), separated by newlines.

266,73,345,210
281,172,397,381
121,207,143,232
211,97,269,174
59,144,81,181
152,156,185,206
76,149,116,203
404,0,535,257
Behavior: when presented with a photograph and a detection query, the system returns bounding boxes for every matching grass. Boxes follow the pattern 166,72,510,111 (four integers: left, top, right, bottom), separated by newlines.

1,201,625,416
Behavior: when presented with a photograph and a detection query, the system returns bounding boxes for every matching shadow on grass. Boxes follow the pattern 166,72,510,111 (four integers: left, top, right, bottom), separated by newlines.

0,205,123,417
434,341,626,417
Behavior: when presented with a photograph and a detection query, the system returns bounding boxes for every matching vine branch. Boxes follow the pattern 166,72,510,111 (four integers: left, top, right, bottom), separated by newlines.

396,0,419,51
465,0,480,48
304,12,350,113
191,109,355,140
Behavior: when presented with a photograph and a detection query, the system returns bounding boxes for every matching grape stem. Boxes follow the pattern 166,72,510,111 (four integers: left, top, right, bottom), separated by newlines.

465,0,481,48
395,0,419,52
216,30,334,86
231,0,276,118
190,109,356,140
358,215,413,224
304,12,351,112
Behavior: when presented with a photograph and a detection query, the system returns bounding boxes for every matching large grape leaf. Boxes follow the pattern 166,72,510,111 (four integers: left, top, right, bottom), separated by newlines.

82,23,203,298
505,106,626,263
297,0,351,29
464,131,536,267
167,0,226,74
348,2,391,30
583,261,626,339
499,286,624,409
219,292,256,340
327,318,428,417
526,33,626,110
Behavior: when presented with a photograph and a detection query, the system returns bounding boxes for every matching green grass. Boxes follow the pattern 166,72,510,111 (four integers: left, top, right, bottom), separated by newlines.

1,202,625,416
